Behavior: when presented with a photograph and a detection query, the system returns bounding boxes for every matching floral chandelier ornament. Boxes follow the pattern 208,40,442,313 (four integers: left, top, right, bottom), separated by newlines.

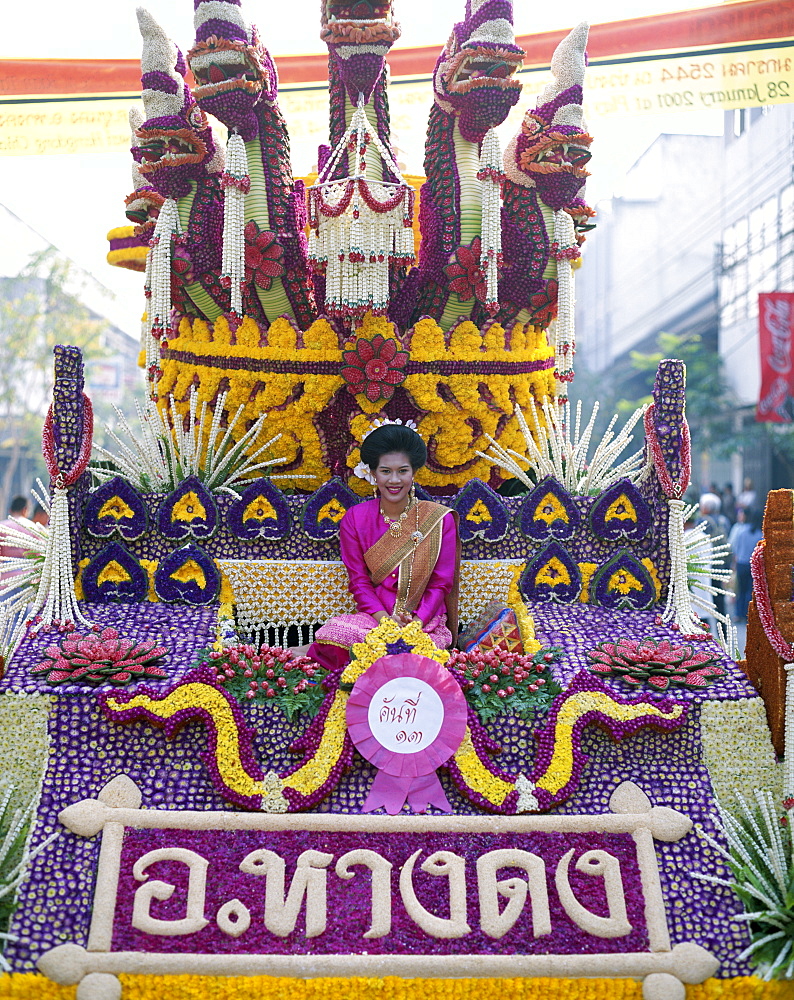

143,196,182,400
30,400,95,633
644,402,734,655
477,128,504,315
307,96,415,321
219,130,250,315
587,637,726,691
340,333,409,402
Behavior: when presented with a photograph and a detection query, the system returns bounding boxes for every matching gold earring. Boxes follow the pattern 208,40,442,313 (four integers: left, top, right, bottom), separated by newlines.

410,483,416,502
373,484,379,499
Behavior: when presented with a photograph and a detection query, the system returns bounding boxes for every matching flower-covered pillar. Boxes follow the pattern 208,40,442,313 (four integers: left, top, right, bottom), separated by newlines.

644,359,699,632
51,346,90,574
743,488,794,756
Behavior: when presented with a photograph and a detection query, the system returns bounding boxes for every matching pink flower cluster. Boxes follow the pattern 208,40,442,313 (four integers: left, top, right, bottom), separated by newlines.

447,645,561,722
32,626,168,686
588,637,726,690
205,643,326,720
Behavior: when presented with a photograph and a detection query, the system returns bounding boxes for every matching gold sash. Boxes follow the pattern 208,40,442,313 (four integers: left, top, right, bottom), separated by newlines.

364,500,459,638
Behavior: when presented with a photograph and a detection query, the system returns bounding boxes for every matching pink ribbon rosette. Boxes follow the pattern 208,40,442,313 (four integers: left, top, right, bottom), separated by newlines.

346,653,468,814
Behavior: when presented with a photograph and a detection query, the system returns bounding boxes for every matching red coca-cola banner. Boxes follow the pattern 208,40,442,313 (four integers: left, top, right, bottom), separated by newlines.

757,292,794,424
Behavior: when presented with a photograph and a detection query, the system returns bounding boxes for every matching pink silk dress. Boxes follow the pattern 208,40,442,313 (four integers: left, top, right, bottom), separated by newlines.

308,499,458,673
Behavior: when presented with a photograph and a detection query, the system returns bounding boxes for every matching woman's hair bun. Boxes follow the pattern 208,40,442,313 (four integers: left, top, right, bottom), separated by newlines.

360,424,427,471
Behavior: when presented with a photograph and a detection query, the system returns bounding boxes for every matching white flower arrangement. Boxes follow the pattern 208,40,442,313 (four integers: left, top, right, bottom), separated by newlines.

91,387,298,496
694,789,794,981
477,398,650,496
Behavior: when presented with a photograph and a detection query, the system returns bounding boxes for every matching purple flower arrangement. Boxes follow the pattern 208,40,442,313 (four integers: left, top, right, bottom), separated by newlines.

83,477,149,540
520,477,580,541
300,478,361,540
81,542,149,603
589,478,652,542
156,475,219,540
452,478,510,543
227,478,292,540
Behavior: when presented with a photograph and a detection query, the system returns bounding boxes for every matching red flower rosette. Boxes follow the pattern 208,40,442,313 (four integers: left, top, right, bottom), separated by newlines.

340,334,409,402
346,653,467,814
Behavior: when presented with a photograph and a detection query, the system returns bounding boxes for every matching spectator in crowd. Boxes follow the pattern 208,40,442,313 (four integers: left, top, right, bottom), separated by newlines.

698,493,731,620
731,507,764,621
31,504,48,527
722,483,737,525
736,477,756,515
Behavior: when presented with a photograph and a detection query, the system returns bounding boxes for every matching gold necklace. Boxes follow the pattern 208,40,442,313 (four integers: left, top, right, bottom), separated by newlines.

394,504,423,615
380,495,415,537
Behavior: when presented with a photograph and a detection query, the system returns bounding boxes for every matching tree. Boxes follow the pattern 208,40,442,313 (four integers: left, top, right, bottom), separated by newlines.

618,332,734,453
0,249,113,513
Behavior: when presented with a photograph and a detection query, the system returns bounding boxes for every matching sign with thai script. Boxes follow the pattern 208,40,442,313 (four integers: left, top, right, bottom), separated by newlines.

757,292,794,423
1,0,793,157
38,778,719,988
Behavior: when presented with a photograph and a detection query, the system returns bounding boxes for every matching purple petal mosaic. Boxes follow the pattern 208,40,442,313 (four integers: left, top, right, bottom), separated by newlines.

2,596,755,975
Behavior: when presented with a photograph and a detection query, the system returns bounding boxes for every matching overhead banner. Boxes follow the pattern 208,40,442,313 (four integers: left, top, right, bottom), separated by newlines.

757,292,794,424
1,0,793,157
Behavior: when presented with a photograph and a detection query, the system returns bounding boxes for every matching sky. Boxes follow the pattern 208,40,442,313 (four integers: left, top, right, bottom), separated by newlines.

0,0,725,337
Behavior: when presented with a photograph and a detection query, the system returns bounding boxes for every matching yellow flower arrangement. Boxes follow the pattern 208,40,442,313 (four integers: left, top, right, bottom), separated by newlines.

0,973,790,1000
281,689,349,799
104,682,269,802
343,619,449,686
158,308,555,494
534,692,685,797
578,563,597,603
453,728,514,807
158,314,343,491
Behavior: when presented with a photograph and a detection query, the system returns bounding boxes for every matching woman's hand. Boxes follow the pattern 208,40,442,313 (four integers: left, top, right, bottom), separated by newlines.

394,611,422,626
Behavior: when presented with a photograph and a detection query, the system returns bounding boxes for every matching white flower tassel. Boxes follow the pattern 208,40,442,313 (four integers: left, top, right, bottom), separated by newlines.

29,483,91,631
784,663,794,803
144,196,181,400
661,498,705,635
552,208,578,400
478,128,503,316
221,131,249,316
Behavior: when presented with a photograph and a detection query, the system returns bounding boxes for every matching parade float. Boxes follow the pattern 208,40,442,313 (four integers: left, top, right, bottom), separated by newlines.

0,2,791,999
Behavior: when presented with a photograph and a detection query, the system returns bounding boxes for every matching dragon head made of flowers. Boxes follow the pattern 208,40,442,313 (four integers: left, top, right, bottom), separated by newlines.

504,21,593,213
321,0,402,104
187,0,278,140
433,0,525,143
132,7,223,200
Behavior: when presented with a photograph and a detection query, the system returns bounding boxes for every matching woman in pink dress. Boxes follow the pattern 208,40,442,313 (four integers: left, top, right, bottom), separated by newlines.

307,424,460,674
